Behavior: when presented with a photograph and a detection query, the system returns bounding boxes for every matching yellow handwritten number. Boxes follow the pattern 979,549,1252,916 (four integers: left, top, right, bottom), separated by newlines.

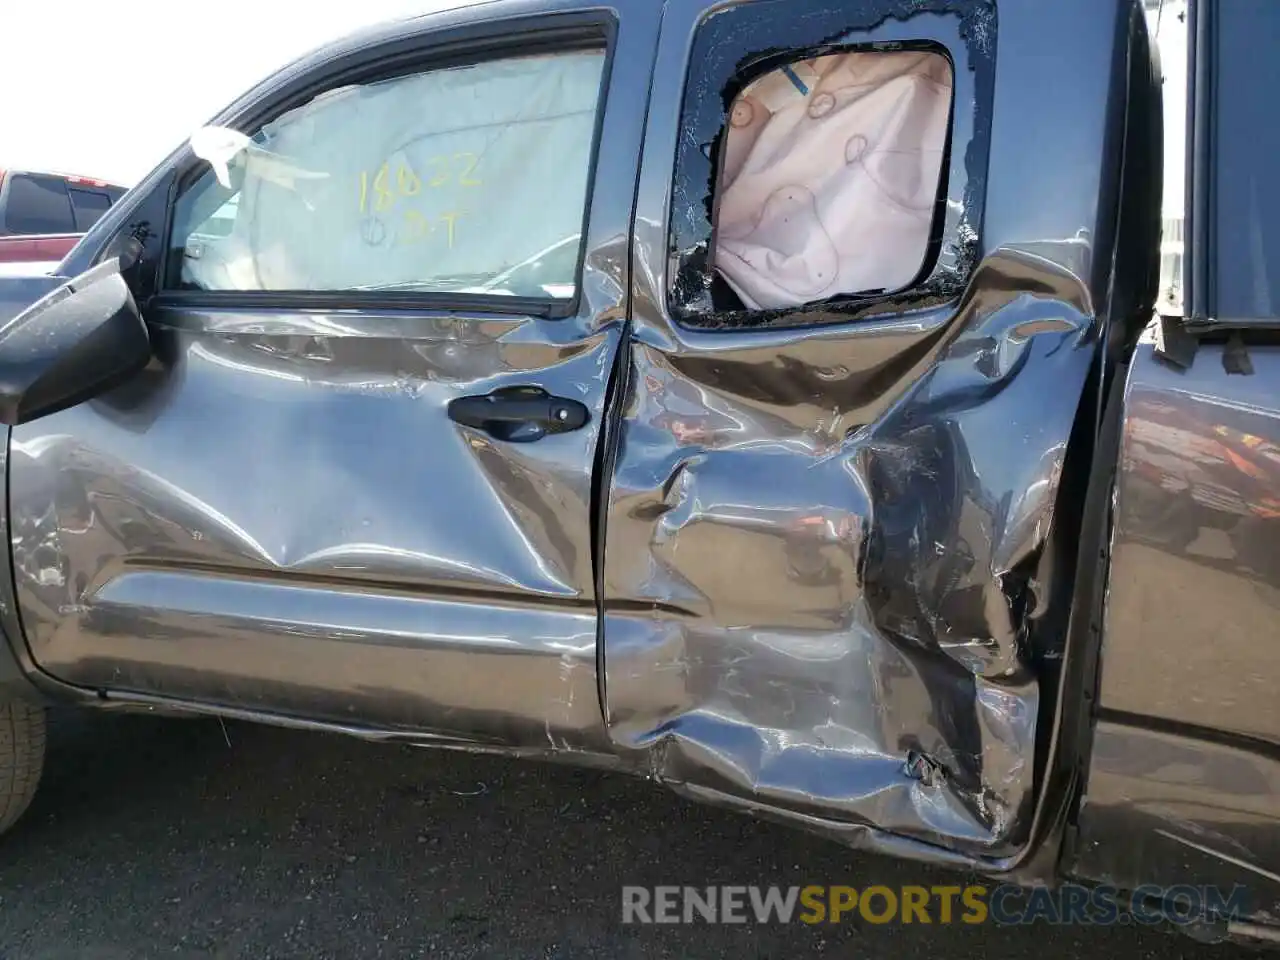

427,156,450,188
455,153,482,187
359,155,480,209
397,165,422,197
373,164,395,212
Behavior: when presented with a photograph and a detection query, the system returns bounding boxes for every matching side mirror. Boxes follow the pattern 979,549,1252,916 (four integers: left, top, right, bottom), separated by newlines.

0,259,151,425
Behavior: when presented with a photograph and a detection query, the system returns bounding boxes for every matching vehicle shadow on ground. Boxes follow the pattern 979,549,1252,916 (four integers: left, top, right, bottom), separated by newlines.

0,710,1246,959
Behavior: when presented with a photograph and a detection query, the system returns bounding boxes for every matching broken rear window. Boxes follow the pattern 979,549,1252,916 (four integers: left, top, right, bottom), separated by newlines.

712,51,953,311
663,1,991,331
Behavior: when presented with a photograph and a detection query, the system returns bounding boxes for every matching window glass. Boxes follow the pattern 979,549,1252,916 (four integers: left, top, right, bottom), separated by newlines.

1211,0,1280,319
713,51,952,310
169,49,606,299
3,174,75,235
68,188,112,231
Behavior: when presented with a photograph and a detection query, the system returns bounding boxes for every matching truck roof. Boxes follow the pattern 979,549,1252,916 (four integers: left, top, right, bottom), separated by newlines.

0,167,126,191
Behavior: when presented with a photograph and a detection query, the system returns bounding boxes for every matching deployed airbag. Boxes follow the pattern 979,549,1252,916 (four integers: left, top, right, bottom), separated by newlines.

177,51,606,295
713,51,953,310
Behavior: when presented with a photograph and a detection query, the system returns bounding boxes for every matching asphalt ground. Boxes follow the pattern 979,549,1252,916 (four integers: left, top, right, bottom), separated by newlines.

0,709,1253,959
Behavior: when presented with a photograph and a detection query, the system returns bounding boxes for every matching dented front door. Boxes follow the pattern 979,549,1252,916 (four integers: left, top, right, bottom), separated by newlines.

602,0,1149,855
7,2,658,752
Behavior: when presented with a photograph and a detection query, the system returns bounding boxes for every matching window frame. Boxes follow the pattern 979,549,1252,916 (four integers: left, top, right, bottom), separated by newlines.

153,12,618,321
664,0,992,332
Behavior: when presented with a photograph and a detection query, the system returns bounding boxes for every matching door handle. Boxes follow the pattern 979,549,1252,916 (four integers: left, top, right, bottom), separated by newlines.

447,386,589,443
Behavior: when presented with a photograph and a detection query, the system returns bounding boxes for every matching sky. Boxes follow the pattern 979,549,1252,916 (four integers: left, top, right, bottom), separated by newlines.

0,0,472,186
1,0,1186,210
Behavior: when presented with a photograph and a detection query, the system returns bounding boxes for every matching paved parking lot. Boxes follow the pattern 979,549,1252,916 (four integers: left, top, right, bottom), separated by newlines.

0,710,1248,959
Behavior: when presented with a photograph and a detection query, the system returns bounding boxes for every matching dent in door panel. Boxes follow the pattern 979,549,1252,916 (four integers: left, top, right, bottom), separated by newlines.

10,308,618,748
603,0,1145,854
73,571,600,742
606,252,1089,850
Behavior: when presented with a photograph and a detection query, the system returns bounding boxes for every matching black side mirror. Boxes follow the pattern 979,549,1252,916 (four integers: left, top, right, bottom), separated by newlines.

0,259,151,425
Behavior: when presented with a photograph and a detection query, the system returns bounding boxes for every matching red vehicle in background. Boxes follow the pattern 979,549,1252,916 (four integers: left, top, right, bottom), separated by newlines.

0,168,126,275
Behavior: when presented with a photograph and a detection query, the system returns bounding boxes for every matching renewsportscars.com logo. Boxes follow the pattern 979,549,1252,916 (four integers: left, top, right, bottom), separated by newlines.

620,883,1250,927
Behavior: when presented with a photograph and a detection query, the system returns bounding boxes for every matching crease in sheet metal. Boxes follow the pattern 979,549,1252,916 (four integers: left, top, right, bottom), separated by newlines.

602,0,1136,856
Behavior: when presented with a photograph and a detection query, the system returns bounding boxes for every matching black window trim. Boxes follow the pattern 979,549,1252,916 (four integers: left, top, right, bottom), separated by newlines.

149,10,620,322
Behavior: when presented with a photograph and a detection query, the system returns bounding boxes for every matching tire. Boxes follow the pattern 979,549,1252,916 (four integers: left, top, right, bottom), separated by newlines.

0,700,44,835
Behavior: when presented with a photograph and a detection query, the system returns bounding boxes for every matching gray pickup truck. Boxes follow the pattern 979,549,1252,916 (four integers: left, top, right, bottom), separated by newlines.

0,0,1276,942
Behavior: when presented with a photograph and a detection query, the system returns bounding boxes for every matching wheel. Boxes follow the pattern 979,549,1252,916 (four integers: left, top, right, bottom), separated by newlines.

0,700,44,835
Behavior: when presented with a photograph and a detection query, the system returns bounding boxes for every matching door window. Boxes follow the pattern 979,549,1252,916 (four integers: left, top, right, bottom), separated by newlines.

168,49,607,300
1208,0,1280,320
2,174,76,235
665,1,985,329
68,187,113,232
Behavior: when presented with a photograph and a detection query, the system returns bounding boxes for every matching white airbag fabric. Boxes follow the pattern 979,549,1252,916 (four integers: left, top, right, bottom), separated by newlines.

182,52,604,293
713,51,953,310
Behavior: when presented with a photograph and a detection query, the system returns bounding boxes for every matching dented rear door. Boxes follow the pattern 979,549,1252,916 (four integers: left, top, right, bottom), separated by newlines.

602,0,1151,855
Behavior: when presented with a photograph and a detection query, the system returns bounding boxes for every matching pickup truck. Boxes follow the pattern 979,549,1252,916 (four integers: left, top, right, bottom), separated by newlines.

0,168,126,275
0,0,1276,943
